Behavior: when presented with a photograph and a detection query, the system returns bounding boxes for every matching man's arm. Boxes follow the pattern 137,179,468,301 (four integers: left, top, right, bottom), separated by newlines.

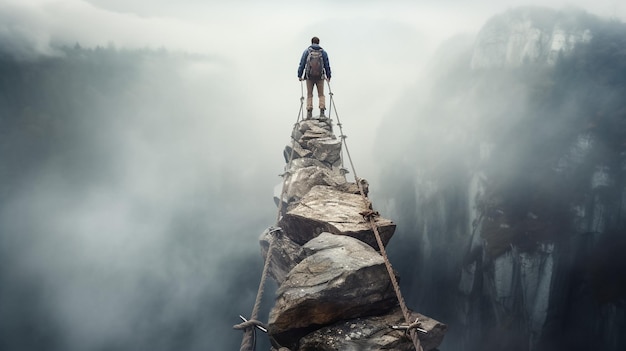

323,51,331,80
297,49,308,79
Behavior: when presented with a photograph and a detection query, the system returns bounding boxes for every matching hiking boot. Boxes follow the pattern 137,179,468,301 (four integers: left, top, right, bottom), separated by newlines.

306,110,312,119
320,109,326,117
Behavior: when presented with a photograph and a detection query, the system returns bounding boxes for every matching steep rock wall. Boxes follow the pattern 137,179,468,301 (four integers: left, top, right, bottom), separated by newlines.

376,6,626,351
471,7,593,68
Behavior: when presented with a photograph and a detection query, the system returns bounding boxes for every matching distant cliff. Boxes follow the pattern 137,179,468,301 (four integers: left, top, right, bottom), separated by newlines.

471,7,593,68
376,6,626,351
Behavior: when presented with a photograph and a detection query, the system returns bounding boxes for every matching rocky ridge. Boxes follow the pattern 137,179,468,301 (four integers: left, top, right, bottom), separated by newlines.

261,116,447,350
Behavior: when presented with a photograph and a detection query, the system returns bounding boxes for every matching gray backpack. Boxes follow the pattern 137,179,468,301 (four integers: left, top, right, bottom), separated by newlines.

305,48,324,80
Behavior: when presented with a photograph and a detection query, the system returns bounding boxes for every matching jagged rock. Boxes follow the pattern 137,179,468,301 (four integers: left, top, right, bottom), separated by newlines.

336,178,369,196
286,157,331,172
284,141,312,162
301,129,331,142
297,120,333,141
268,233,397,346
276,158,333,207
306,137,342,165
266,115,446,349
470,7,593,69
282,166,346,204
297,307,448,351
315,117,333,130
278,185,396,249
284,120,340,167
260,227,303,285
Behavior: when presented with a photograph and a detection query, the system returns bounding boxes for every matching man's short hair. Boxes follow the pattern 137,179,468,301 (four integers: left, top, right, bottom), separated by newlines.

311,37,320,44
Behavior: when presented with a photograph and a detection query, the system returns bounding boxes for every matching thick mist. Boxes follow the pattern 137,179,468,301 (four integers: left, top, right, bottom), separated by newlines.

375,8,626,351
0,47,280,350
2,1,626,351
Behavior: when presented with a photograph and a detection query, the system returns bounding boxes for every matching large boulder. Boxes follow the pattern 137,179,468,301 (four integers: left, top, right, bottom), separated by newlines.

297,120,333,141
282,165,346,204
306,136,342,166
259,227,303,285
283,141,312,161
284,119,340,167
286,157,331,172
297,307,448,351
278,185,396,249
268,233,397,346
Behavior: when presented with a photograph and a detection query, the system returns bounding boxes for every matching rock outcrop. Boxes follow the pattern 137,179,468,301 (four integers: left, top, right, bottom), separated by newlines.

375,6,626,351
269,233,398,345
260,115,446,350
471,7,593,69
298,308,448,351
278,185,396,249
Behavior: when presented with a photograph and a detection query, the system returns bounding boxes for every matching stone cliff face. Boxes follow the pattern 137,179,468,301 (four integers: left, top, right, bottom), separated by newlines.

260,116,447,350
376,6,626,351
471,7,593,68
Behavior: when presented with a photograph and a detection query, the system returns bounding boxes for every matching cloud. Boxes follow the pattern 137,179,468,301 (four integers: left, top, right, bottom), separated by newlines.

0,48,285,349
3,0,625,59
1,1,626,350
0,1,56,58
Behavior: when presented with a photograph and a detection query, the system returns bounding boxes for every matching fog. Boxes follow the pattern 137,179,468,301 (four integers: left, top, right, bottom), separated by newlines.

1,1,625,350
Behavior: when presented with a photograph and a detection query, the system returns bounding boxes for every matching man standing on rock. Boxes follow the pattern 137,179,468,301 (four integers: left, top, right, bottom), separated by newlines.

298,36,331,119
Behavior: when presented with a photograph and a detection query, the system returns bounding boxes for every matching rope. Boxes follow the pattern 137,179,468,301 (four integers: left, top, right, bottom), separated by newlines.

237,232,275,351
327,81,423,351
238,327,256,351
238,81,421,350
236,82,305,351
326,82,348,176
275,81,305,223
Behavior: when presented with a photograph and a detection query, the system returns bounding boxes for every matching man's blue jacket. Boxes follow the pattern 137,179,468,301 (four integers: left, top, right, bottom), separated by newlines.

297,44,331,80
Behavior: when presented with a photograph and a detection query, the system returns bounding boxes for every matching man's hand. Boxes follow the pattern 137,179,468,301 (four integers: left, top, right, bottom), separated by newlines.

299,77,303,81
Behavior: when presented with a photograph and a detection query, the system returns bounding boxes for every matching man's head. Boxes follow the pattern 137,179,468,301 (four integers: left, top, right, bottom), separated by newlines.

311,37,320,44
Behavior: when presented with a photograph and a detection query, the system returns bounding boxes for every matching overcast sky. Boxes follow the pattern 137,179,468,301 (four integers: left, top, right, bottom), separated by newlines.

2,1,625,350
2,0,625,177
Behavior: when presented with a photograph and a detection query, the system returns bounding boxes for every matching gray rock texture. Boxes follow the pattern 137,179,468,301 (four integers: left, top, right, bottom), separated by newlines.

298,307,447,351
278,185,396,249
471,7,592,69
373,7,626,351
282,165,346,205
261,116,445,350
260,227,303,285
268,233,397,345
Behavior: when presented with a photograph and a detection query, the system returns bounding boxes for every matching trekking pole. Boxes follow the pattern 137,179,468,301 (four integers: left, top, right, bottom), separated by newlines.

297,79,305,121
326,79,333,119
